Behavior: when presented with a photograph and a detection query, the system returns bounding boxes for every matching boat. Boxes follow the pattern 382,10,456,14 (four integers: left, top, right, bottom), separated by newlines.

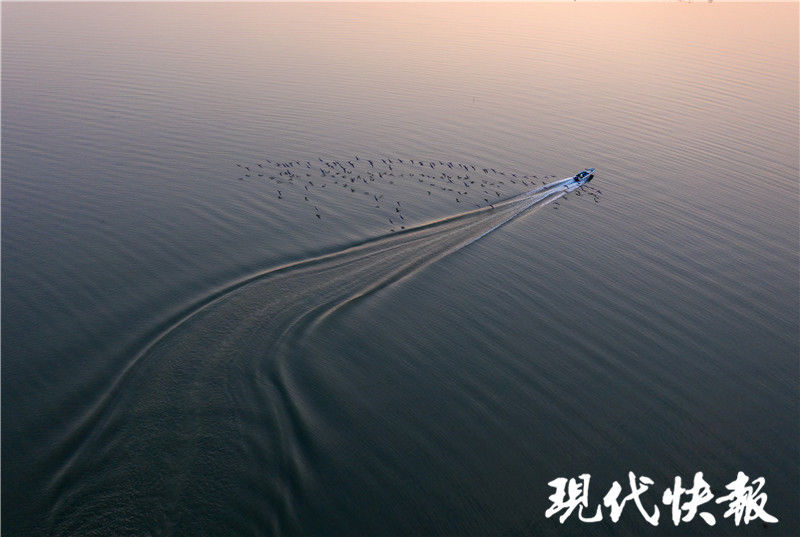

572,168,594,183
531,168,595,194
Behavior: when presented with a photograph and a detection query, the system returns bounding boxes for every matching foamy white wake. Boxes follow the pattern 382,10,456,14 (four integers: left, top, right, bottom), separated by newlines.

45,182,579,535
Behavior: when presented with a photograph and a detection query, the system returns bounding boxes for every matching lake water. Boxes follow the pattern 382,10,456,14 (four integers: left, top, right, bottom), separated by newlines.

2,3,798,536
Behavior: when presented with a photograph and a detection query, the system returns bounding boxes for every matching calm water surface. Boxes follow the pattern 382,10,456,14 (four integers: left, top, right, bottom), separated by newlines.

2,3,798,536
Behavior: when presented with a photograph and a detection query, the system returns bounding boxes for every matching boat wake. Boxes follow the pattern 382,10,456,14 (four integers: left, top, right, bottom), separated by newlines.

44,185,575,536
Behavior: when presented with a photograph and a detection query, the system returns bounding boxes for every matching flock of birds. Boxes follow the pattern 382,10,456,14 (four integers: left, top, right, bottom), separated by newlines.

234,156,601,232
